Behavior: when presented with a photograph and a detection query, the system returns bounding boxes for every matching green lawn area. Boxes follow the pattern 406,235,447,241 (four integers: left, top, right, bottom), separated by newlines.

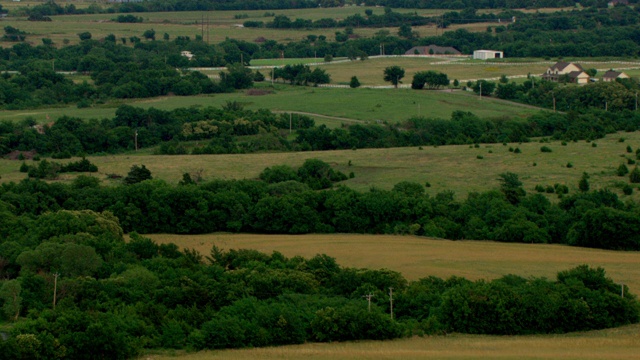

0,85,543,124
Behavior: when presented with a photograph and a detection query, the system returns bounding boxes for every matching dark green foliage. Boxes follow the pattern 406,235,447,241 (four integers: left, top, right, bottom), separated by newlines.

540,146,552,153
296,159,347,190
61,158,98,173
566,162,573,168
617,163,629,176
349,76,361,88
123,165,152,185
627,145,633,153
472,80,496,96
579,172,590,192
630,166,640,183
498,172,525,205
411,71,449,90
383,66,405,88
623,184,633,195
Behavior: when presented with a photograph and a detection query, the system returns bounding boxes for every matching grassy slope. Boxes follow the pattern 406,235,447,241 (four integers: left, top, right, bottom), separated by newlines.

2,130,636,198
0,84,542,124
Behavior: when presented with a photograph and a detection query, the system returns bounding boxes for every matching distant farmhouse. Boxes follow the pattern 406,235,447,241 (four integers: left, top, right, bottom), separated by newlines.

602,70,630,82
473,50,503,60
181,51,194,60
542,62,590,84
609,0,629,7
405,45,461,56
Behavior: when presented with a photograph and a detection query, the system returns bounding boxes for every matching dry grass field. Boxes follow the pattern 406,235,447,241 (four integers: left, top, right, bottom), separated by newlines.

0,4,580,48
145,323,640,360
147,233,640,294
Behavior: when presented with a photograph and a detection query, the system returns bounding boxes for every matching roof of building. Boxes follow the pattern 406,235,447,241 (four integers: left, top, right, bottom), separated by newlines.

568,71,588,79
549,61,584,72
603,70,624,78
405,45,461,55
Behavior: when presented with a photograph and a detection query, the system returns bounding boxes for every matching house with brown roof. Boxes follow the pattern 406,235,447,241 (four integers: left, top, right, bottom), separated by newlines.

405,45,461,56
602,70,630,82
542,62,590,84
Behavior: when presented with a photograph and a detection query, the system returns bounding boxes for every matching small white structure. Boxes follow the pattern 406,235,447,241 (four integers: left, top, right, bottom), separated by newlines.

180,51,194,60
473,50,504,60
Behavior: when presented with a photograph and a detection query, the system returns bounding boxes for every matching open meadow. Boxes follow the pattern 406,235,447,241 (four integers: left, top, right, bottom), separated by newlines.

2,130,640,200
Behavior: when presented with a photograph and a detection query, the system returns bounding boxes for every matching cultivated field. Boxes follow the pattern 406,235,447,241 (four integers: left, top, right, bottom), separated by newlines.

0,4,582,47
145,323,640,360
2,131,639,200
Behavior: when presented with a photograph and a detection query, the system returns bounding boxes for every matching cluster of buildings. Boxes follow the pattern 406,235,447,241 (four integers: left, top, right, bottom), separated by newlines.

541,61,629,84
404,45,631,84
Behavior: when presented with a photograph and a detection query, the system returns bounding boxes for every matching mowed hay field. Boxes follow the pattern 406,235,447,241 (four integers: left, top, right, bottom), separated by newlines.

149,233,640,294
314,57,553,85
2,130,638,198
146,323,640,360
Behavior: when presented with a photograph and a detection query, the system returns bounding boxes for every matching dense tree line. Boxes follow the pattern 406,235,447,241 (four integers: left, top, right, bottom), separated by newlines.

3,104,640,158
0,203,637,358
2,165,640,251
489,78,640,114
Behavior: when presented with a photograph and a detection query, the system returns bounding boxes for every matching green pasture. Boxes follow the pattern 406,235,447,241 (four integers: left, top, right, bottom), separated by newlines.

0,85,542,124
3,131,640,200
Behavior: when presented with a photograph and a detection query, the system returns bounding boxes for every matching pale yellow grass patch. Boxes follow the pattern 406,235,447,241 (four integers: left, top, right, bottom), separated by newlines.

144,323,640,360
148,233,640,295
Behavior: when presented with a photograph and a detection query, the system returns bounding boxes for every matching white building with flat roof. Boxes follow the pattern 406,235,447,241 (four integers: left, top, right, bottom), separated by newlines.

473,50,504,60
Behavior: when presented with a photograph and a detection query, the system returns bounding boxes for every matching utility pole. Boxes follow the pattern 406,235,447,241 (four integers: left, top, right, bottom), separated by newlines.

271,67,274,86
605,101,608,111
553,94,556,112
53,273,59,310
134,130,138,151
388,287,394,320
479,82,482,100
362,293,374,312
621,283,625,298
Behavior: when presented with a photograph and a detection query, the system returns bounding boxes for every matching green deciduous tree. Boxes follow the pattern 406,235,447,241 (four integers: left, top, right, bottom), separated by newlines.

124,164,152,185
383,66,405,88
0,280,21,321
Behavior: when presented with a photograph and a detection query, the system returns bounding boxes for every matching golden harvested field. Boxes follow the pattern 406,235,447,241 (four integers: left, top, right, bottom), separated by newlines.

147,233,640,295
145,323,640,360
